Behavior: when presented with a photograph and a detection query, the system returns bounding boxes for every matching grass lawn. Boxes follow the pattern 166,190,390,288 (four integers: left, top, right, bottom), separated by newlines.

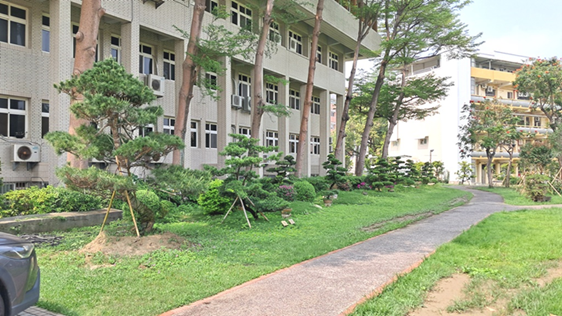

477,186,562,205
35,185,469,316
349,207,562,316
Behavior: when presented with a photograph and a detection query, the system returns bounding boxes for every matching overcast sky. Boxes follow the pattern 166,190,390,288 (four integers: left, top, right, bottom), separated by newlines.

459,0,562,58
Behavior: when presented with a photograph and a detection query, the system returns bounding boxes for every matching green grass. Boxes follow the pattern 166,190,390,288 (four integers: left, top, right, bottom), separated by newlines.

477,186,562,205
349,207,562,316
35,185,469,316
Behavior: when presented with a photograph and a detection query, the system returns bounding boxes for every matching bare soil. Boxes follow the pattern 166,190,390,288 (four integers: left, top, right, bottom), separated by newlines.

409,262,562,316
79,231,191,257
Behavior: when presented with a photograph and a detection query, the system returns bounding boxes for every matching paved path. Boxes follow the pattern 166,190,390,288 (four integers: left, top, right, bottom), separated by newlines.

161,187,559,316
17,306,65,316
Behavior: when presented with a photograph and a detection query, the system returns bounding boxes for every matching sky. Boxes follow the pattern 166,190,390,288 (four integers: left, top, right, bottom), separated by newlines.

459,0,562,58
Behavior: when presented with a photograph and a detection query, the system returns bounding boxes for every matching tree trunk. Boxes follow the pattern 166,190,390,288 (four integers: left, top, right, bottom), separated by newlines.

173,0,206,166
250,0,275,140
295,0,324,177
486,151,494,188
382,69,406,159
334,19,373,159
355,60,388,176
68,0,105,169
505,151,513,188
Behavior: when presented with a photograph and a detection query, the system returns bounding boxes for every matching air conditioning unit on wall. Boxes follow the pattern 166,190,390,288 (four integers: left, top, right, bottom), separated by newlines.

231,95,242,109
13,144,41,162
242,96,252,112
147,74,165,97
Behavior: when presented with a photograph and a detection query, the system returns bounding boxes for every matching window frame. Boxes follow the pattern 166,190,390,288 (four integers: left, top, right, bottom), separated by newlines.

289,89,300,110
289,133,299,154
163,117,175,135
205,72,218,91
163,50,176,80
41,101,49,138
268,21,281,44
0,96,27,139
265,130,278,148
316,45,322,63
329,50,339,70
238,126,251,137
205,123,218,149
0,2,27,47
238,74,251,97
310,136,320,155
289,30,303,55
231,1,252,30
205,0,218,14
311,96,320,115
190,121,198,148
110,35,121,63
41,14,49,52
265,82,278,104
139,43,154,75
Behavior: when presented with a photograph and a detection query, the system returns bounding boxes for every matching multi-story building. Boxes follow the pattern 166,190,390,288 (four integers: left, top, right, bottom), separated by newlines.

0,0,380,190
388,50,548,184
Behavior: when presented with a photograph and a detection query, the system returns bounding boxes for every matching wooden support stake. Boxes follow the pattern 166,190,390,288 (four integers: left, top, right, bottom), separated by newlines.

99,190,116,235
245,197,269,222
125,190,140,237
222,196,240,223
239,196,252,229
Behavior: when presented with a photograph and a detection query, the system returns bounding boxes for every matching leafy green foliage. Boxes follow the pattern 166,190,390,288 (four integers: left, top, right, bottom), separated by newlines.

276,185,296,202
127,190,170,233
300,176,329,194
293,181,316,202
147,166,212,203
267,155,296,185
366,158,395,191
455,161,475,185
523,174,550,202
322,154,347,199
420,162,437,184
197,179,233,215
519,143,554,175
1,186,103,217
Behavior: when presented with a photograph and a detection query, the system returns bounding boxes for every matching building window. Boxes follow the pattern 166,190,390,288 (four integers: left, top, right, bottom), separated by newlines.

140,124,154,137
0,96,26,138
205,123,218,148
329,136,333,153
269,22,281,44
266,130,278,147
205,72,218,91
289,31,302,55
266,83,278,104
205,0,218,14
163,117,175,135
289,89,300,110
419,137,428,145
391,140,399,147
231,1,252,30
329,51,339,70
311,96,320,114
507,91,513,99
289,134,299,153
110,35,121,63
163,50,175,80
0,2,27,47
191,121,198,147
534,117,541,127
41,15,49,52
317,45,322,63
310,136,320,154
139,43,153,75
238,126,251,137
238,74,251,97
41,101,49,138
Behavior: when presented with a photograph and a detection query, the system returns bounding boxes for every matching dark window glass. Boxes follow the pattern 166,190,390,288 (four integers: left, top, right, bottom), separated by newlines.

0,19,7,43
231,13,238,25
42,29,49,52
10,99,25,110
111,36,120,46
42,116,49,138
10,114,25,138
42,102,49,113
10,6,25,19
142,45,151,54
42,15,49,27
0,4,7,15
0,113,7,136
163,52,169,59
0,98,7,109
73,24,79,33
10,21,25,46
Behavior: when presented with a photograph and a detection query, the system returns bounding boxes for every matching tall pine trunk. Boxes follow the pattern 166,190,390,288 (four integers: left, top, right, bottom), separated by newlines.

68,0,105,169
295,0,324,177
173,0,206,165
250,0,275,140
381,69,406,158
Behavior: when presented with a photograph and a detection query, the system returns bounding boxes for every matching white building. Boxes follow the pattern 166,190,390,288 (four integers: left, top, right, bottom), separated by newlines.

0,0,380,191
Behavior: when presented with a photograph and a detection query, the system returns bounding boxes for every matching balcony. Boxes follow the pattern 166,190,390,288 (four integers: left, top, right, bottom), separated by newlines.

471,67,516,88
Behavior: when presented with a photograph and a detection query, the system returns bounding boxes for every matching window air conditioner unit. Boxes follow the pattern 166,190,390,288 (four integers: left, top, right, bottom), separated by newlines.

13,144,41,162
231,95,242,109
486,86,494,93
242,96,251,112
147,74,165,97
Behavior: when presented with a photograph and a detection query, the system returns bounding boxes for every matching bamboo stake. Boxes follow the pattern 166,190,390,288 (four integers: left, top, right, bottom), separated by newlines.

222,196,240,223
239,196,252,229
245,197,269,222
125,190,140,237
99,190,116,235
548,180,562,197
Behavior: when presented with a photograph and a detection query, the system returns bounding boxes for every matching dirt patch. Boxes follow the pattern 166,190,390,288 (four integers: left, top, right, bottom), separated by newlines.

361,212,433,232
79,231,191,257
409,261,562,316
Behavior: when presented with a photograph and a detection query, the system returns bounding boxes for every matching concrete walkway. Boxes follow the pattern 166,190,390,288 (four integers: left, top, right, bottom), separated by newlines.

161,187,559,316
18,306,65,316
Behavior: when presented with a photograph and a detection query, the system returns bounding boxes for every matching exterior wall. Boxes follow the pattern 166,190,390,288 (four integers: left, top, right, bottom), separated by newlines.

0,0,379,187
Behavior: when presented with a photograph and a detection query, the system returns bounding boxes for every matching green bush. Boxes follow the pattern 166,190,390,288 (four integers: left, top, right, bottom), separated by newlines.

276,185,296,202
159,203,198,224
2,186,103,218
197,179,233,215
301,176,328,193
293,181,316,202
128,189,169,233
524,174,550,202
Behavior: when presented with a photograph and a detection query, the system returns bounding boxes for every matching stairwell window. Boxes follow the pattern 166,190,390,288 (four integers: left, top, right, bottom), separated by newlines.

311,96,320,114
206,123,218,148
238,127,251,137
329,51,339,70
0,96,26,138
231,1,252,30
289,134,299,154
289,31,302,55
139,43,153,75
110,35,121,63
41,15,49,52
163,50,175,80
269,22,281,44
266,83,278,104
163,117,175,135
205,0,218,14
191,121,198,147
317,45,322,63
41,101,49,138
266,131,278,147
205,72,218,91
289,89,300,110
310,136,320,154
0,2,27,47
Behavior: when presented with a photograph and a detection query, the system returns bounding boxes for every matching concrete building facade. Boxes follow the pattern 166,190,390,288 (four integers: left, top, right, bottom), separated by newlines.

0,0,380,191
388,51,546,184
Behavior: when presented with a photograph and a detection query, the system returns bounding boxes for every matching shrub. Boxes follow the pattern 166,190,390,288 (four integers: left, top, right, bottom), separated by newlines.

128,189,168,233
276,185,296,202
197,179,233,215
293,181,315,202
2,186,103,217
246,183,289,213
524,174,550,202
346,176,366,190
301,176,328,193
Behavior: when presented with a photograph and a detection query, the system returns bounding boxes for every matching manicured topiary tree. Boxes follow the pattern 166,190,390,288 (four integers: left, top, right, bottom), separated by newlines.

267,155,296,185
366,158,395,191
321,154,347,199
421,162,437,184
405,159,421,184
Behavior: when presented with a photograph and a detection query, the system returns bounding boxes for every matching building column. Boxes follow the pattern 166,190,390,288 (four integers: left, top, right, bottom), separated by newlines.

217,56,233,169
335,94,345,164
49,0,73,185
475,162,481,184
299,84,310,177
278,76,290,156
319,90,330,176
121,1,140,76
